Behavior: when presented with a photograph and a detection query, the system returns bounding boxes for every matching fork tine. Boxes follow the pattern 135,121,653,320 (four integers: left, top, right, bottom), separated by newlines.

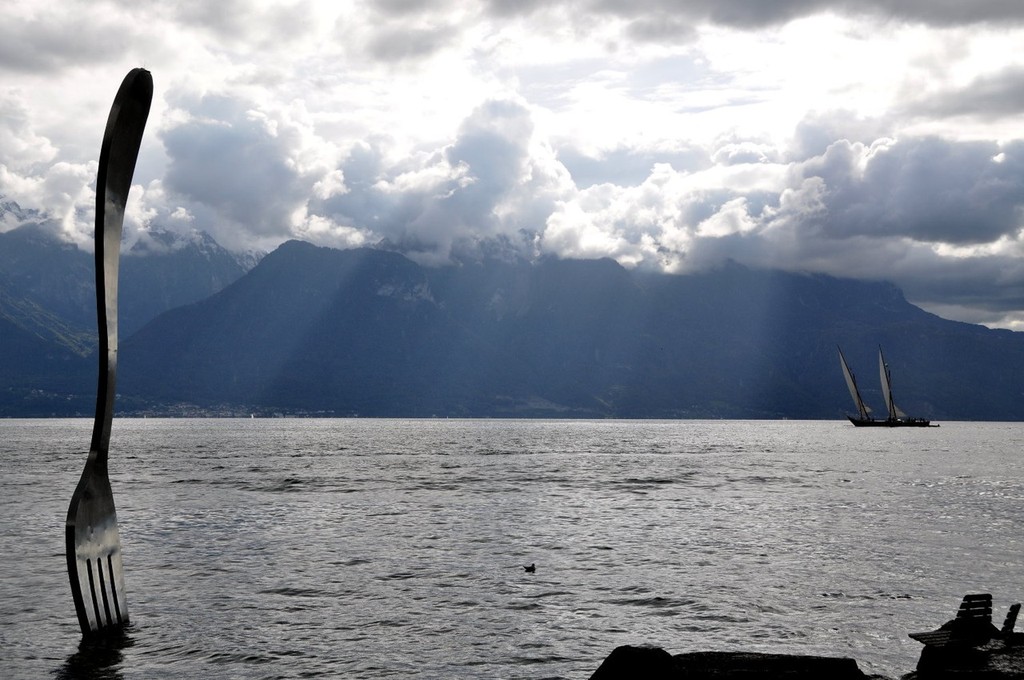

68,523,130,631
107,554,125,623
95,555,112,625
86,558,101,628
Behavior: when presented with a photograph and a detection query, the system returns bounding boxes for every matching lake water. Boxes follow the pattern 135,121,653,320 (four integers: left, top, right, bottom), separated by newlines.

1,418,1022,678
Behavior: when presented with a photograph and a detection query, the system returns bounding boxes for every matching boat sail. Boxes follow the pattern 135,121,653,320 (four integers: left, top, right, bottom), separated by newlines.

878,346,907,421
838,346,872,421
838,345,933,427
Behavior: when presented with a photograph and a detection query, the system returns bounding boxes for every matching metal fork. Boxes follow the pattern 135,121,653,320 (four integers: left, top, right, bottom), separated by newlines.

65,68,152,636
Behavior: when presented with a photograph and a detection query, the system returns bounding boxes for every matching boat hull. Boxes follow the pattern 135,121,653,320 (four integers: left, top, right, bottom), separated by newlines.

847,416,933,427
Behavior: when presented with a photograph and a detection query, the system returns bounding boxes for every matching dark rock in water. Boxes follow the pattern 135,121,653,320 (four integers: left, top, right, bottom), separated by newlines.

675,651,876,678
589,646,677,679
590,645,883,679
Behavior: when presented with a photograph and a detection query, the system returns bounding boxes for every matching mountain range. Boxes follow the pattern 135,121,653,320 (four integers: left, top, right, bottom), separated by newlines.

4,213,1024,419
4,214,1019,419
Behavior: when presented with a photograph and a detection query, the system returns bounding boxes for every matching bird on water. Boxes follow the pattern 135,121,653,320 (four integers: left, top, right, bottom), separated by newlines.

524,563,536,573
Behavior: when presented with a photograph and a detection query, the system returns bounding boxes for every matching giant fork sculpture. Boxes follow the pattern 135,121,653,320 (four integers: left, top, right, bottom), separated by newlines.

66,68,152,636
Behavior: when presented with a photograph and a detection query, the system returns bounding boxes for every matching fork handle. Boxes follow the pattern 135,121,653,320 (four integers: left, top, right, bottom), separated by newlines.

89,68,153,459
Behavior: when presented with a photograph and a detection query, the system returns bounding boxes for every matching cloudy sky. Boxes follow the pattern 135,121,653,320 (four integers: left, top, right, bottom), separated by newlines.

3,1,1024,328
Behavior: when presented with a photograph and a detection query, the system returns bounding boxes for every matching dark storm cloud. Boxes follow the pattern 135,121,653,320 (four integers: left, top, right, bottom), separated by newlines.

479,0,550,18
155,0,316,47
903,253,1024,317
359,0,463,63
447,99,532,203
801,137,1024,245
312,140,430,242
480,0,1024,30
315,99,541,261
369,0,445,14
624,17,698,43
161,94,309,239
789,112,892,161
0,11,134,73
161,0,250,38
861,0,1024,26
366,24,459,63
449,98,531,227
584,0,816,29
605,129,1024,324
905,66,1024,120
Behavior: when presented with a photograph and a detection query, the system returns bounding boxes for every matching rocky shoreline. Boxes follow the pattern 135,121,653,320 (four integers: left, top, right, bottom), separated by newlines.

589,594,1024,679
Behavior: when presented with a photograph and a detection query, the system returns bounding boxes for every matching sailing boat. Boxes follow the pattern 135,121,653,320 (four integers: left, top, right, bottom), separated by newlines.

838,345,933,427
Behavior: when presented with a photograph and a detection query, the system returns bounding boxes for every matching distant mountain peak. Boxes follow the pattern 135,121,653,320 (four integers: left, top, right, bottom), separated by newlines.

0,218,79,253
0,198,78,249
128,227,219,255
0,197,40,224
1,198,22,220
126,226,264,270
